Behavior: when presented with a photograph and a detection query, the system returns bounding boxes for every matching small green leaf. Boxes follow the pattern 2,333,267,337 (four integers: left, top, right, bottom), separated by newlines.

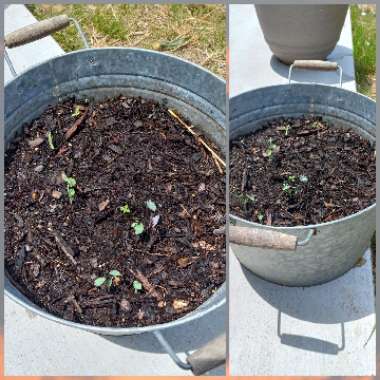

146,199,157,212
94,277,106,287
72,105,81,117
246,194,256,202
133,280,143,293
109,270,122,277
132,222,144,235
63,173,77,188
105,278,113,288
257,212,264,222
67,187,76,203
288,175,296,182
119,203,131,214
47,132,55,150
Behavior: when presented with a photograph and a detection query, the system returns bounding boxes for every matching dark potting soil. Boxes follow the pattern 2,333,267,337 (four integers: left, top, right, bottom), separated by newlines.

230,116,376,227
5,96,225,327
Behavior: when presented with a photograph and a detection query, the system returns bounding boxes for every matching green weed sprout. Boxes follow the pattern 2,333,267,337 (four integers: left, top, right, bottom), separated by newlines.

132,222,144,235
62,173,76,204
133,280,143,293
120,203,131,214
47,132,55,150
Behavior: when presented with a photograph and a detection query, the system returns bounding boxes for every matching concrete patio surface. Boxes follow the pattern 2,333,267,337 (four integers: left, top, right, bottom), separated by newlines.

229,4,376,376
4,4,225,376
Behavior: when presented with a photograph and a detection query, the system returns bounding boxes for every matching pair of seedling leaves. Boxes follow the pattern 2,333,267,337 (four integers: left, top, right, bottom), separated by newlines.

94,270,142,293
120,199,157,235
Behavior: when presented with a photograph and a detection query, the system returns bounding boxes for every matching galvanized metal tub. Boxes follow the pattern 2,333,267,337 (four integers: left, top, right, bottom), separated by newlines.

5,47,226,370
230,83,376,286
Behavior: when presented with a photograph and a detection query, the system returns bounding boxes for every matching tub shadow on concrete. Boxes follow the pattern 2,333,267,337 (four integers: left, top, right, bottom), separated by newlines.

239,259,373,325
277,311,345,355
269,45,354,86
102,304,226,354
237,261,374,355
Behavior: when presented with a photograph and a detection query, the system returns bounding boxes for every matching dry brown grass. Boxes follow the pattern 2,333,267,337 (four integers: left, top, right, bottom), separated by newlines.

28,4,226,78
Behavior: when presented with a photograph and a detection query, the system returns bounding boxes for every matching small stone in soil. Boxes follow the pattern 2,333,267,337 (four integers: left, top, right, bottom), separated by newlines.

51,190,62,199
28,137,44,148
120,299,131,312
172,299,189,311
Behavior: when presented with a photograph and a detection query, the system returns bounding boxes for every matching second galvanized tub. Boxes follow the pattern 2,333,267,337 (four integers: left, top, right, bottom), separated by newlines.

230,83,376,286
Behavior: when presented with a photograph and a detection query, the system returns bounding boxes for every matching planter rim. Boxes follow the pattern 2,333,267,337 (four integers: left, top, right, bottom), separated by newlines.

5,46,225,87
230,202,376,231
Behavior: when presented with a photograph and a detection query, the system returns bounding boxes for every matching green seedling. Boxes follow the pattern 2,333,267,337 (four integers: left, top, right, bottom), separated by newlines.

234,193,255,209
279,125,291,136
246,194,256,202
67,188,76,203
71,105,81,117
257,212,264,223
131,222,144,235
120,203,131,214
299,175,309,183
62,173,76,204
282,181,291,193
133,280,143,293
94,277,106,287
109,270,122,277
264,137,278,158
47,132,55,150
288,175,296,182
146,199,157,212
94,270,122,288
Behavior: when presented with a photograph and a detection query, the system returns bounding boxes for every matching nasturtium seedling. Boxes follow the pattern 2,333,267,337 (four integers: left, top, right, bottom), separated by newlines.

47,131,55,150
264,137,278,158
63,174,77,188
94,277,106,287
257,212,264,222
133,280,143,293
62,174,77,204
67,188,76,203
146,199,157,212
282,182,291,193
72,105,81,117
246,194,256,202
132,222,144,235
120,203,131,214
109,270,122,277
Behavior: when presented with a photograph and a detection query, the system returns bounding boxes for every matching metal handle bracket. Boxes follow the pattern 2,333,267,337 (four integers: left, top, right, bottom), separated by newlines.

4,15,89,78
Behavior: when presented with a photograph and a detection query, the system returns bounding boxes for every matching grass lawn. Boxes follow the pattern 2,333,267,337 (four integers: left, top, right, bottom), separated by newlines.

351,4,376,287
27,4,226,78
351,4,376,98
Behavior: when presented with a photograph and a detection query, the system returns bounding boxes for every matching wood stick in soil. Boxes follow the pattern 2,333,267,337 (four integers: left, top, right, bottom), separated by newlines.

168,109,226,170
52,231,77,265
64,107,89,141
